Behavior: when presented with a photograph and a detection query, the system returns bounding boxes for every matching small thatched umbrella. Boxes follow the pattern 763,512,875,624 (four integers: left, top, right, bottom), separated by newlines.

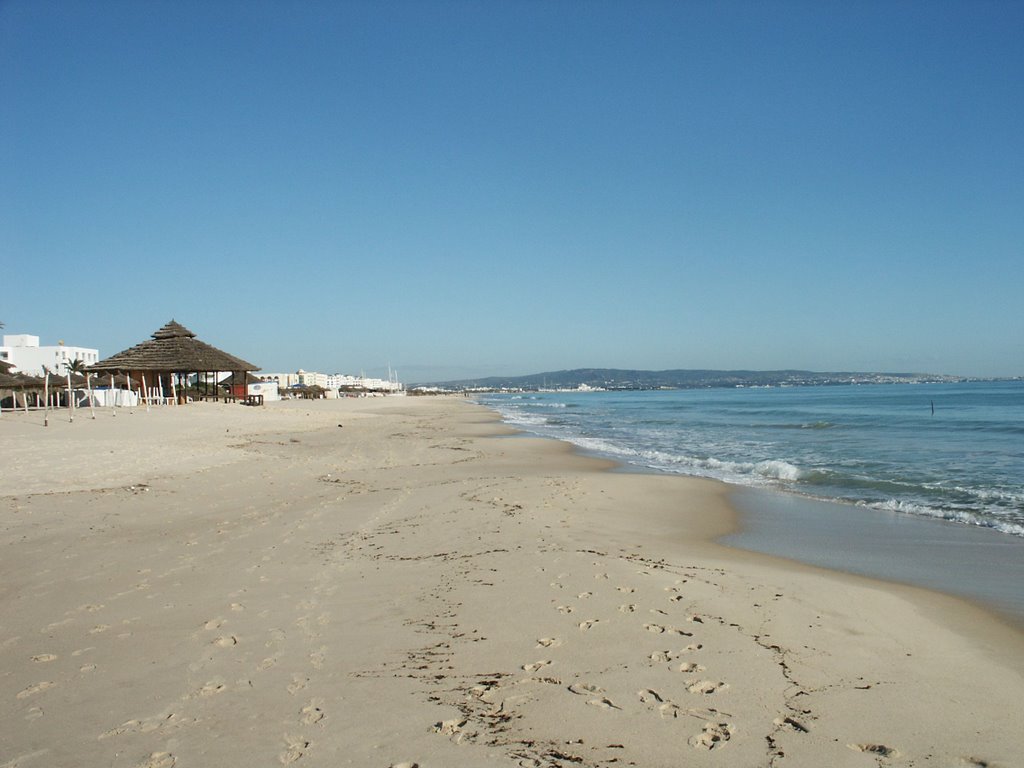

0,365,47,412
89,320,259,405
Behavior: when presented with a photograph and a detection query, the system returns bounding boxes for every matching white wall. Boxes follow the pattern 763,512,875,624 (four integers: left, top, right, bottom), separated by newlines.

247,380,280,401
1,334,99,375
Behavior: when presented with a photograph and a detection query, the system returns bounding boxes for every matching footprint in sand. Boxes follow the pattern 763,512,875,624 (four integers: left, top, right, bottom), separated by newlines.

849,744,900,758
523,660,552,672
774,716,810,733
536,637,562,648
287,676,309,695
690,722,733,750
568,682,605,696
136,752,176,768
31,654,57,663
300,699,326,725
577,592,592,599
618,604,636,613
99,720,141,739
643,623,691,635
586,697,620,710
663,702,693,719
652,647,701,662
687,680,728,695
214,635,238,647
16,681,56,699
197,682,226,697
578,620,598,631
637,689,665,703
433,719,466,736
556,605,574,614
617,586,635,593
279,734,309,764
678,662,706,673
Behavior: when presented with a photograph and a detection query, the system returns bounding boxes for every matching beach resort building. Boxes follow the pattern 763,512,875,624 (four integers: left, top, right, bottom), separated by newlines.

1,334,100,376
258,370,404,395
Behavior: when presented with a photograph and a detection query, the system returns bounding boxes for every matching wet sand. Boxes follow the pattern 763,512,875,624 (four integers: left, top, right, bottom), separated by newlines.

726,487,1024,628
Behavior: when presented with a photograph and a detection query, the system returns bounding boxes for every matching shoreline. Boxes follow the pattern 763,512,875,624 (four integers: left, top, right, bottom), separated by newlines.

726,485,1024,631
479,399,1024,632
3,397,1023,766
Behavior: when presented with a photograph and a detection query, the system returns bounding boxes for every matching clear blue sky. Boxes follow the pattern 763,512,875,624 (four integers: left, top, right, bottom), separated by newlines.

2,1,1021,382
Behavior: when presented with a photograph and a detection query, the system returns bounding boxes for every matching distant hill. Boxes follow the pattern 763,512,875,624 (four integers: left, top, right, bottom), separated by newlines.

415,367,960,391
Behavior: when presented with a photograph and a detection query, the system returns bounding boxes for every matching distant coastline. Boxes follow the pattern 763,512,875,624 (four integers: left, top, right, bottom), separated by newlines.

414,366,1015,392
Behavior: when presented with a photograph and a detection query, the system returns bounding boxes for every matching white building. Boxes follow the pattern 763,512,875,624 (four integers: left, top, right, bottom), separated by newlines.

257,369,405,394
258,372,302,389
1,334,99,376
297,370,330,388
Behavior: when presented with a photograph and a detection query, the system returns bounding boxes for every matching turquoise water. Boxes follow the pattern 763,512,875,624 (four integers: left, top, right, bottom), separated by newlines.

478,381,1024,538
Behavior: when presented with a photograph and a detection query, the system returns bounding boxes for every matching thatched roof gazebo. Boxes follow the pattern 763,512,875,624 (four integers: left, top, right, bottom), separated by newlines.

89,320,260,404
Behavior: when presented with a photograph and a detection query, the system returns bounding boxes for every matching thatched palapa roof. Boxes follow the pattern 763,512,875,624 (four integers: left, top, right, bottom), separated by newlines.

220,371,262,387
89,320,259,374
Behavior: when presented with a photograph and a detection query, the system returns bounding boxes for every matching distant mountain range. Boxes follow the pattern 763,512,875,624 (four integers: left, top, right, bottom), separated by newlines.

416,368,964,391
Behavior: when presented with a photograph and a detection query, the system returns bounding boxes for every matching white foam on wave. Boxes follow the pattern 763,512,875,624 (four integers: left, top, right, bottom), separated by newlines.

922,482,1024,507
753,460,805,482
492,407,548,427
861,499,1024,538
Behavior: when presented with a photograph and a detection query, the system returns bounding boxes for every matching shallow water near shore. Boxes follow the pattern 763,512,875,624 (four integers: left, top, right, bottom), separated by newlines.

725,488,1024,627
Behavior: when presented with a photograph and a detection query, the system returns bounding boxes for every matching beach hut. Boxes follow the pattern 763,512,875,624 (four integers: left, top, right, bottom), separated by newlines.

88,320,259,405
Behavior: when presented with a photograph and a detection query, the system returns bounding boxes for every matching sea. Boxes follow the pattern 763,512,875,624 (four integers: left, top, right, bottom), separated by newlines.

476,381,1024,623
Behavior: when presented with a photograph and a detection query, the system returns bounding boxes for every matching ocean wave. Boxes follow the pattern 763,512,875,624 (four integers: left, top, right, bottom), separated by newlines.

859,499,1024,538
497,410,548,427
920,482,1024,508
753,460,805,482
766,421,838,430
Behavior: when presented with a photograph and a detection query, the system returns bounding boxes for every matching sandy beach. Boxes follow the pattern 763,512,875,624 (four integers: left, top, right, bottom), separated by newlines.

2,396,1023,768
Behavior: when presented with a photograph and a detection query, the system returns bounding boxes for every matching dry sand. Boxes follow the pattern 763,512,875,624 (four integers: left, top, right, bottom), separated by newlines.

2,397,1023,768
